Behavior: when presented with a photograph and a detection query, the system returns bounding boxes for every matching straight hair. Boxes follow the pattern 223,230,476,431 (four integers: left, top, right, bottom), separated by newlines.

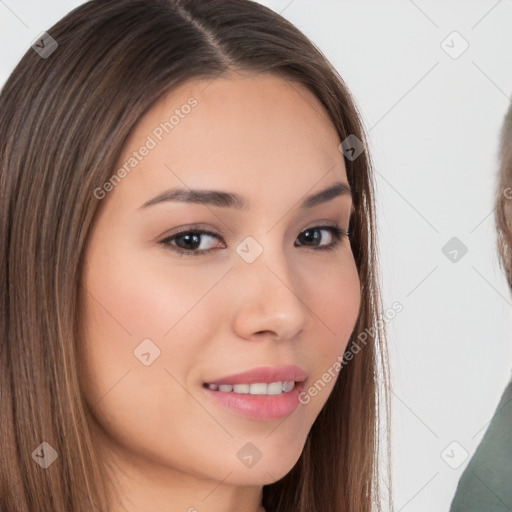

0,1,392,510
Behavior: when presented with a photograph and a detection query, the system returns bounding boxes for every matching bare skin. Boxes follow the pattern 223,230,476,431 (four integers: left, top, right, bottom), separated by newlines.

78,70,361,512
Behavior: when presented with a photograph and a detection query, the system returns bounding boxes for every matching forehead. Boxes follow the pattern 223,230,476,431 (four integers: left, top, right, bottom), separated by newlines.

110,71,347,214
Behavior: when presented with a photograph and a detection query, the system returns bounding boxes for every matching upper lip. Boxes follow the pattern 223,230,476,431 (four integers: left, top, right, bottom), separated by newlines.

204,365,308,386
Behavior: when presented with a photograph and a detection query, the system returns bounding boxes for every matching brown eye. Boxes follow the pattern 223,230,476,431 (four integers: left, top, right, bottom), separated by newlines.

295,225,348,252
160,228,225,257
160,224,348,257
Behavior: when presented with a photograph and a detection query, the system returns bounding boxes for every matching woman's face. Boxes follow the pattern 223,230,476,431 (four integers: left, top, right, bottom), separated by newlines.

78,71,360,499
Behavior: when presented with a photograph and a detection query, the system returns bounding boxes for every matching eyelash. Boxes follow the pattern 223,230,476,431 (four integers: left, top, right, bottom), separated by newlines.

159,224,349,257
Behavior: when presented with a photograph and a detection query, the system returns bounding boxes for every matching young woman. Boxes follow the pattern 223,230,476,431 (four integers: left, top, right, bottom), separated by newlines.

0,1,392,511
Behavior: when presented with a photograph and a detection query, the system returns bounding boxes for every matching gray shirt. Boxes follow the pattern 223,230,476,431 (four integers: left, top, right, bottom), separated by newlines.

449,376,512,512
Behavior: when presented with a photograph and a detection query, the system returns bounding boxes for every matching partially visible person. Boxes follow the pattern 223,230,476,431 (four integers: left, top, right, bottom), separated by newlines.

449,104,512,512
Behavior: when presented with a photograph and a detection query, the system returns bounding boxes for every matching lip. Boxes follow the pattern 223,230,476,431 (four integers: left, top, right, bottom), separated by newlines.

201,365,308,421
202,380,306,420
203,365,308,386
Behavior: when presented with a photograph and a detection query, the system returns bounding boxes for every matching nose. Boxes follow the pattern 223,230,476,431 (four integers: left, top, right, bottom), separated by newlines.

230,246,308,342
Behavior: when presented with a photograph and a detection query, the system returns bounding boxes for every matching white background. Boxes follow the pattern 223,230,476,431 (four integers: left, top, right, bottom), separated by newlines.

2,1,512,511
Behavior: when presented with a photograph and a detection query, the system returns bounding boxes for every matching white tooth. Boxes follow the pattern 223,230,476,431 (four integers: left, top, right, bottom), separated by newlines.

282,381,295,392
266,381,283,395
233,384,250,394
249,383,268,395
212,381,296,394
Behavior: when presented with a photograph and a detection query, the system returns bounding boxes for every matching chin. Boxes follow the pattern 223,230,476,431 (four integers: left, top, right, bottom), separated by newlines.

223,450,302,486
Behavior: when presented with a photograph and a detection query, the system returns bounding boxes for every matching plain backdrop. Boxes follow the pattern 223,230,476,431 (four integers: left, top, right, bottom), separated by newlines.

2,1,512,511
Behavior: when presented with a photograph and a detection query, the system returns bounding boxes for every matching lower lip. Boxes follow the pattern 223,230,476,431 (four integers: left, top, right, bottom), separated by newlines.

202,381,305,420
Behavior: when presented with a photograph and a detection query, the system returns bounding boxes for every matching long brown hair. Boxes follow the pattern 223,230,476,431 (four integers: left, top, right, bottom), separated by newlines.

0,1,392,510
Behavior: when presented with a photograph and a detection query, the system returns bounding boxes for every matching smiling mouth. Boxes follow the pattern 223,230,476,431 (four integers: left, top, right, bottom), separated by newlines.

203,381,297,395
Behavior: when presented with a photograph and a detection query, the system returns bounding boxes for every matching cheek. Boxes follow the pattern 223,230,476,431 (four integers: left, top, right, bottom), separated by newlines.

296,252,361,411
77,232,236,397
318,257,360,335
80,238,228,357
77,245,234,474
306,249,361,348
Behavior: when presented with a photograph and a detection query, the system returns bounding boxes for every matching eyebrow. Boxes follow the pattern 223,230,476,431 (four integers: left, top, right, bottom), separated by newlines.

139,181,352,210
